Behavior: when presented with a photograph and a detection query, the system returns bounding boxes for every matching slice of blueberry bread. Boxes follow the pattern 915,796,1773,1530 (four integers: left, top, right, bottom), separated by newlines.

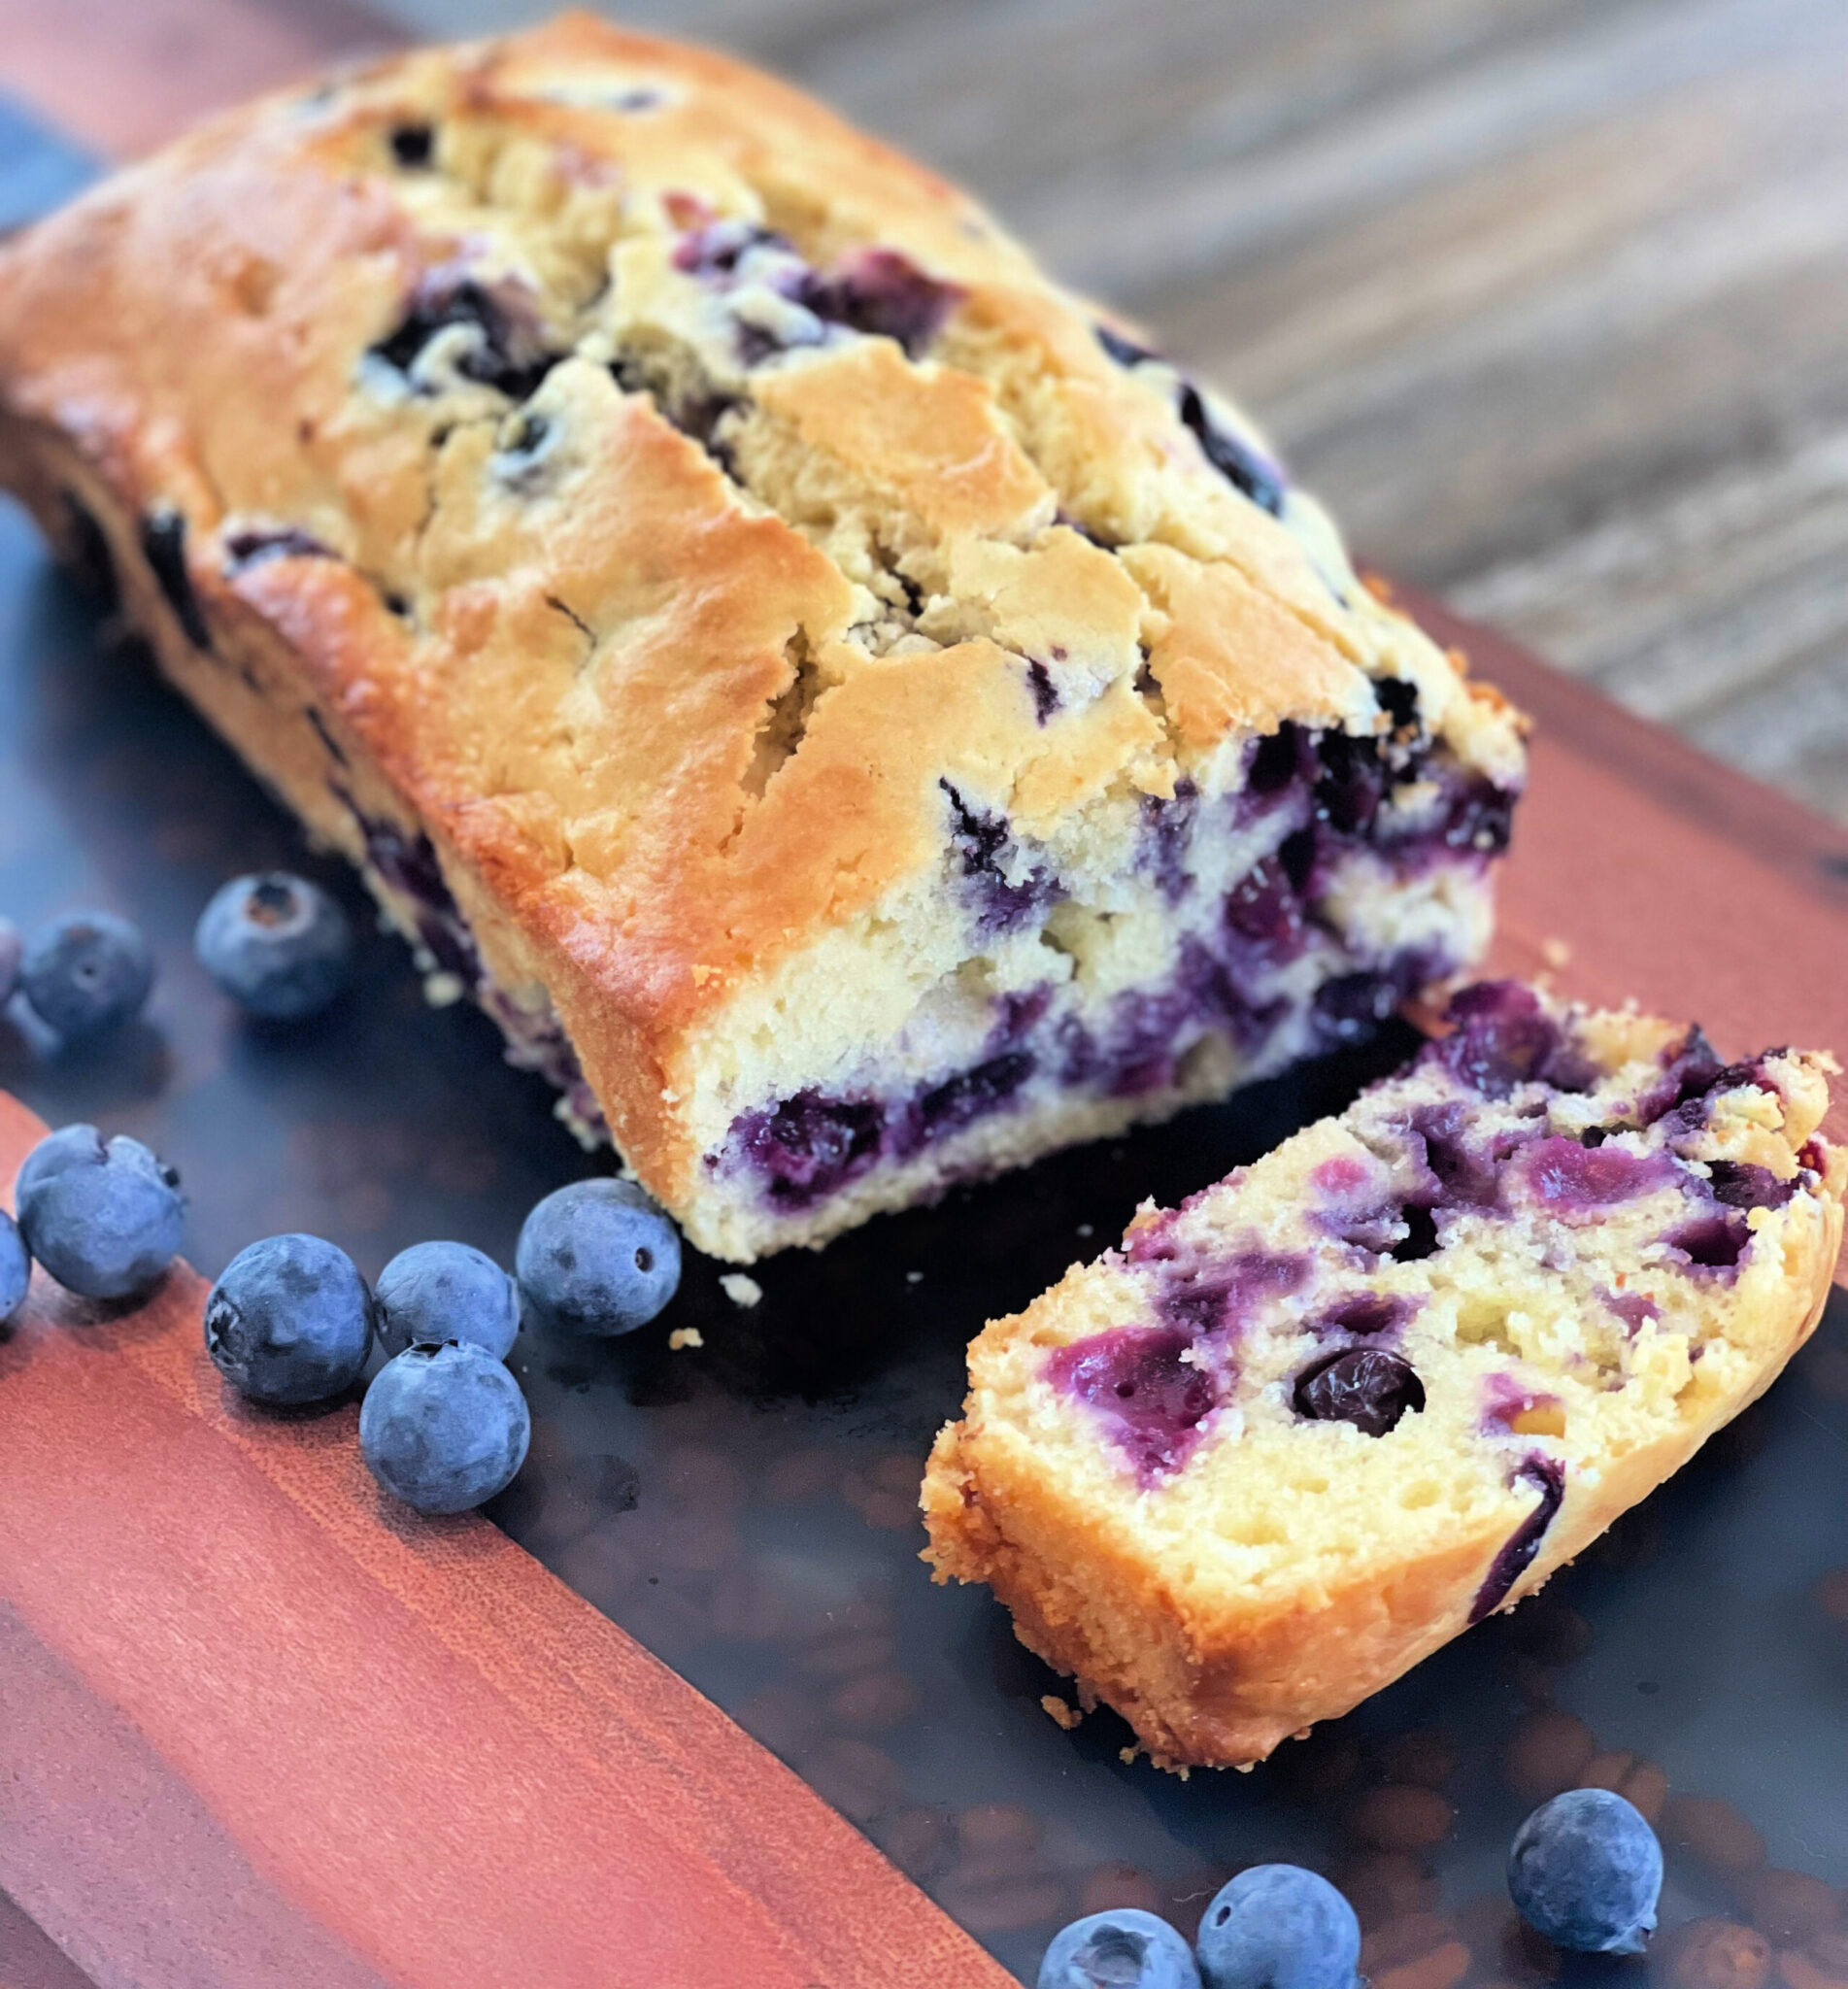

0,16,1524,1260
923,982,1844,1769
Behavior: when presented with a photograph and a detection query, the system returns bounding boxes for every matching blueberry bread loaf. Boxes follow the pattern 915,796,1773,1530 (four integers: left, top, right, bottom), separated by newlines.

923,982,1844,1769
0,15,1525,1261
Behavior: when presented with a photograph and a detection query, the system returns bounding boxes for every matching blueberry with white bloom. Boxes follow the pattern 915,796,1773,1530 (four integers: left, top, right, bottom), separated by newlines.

1195,1867,1361,1989
1040,1909,1200,1989
0,1209,30,1324
1508,1788,1662,1954
0,915,20,1006
194,872,353,1020
516,1177,681,1336
15,1124,185,1300
360,1339,530,1514
375,1239,519,1360
20,910,152,1037
205,1232,375,1405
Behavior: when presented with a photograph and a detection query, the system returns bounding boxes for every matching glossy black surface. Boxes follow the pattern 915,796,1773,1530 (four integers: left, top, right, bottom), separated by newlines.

3,106,1845,1989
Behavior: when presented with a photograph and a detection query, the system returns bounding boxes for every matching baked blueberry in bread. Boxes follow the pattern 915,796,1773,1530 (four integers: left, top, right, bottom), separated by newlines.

0,15,1524,1260
923,983,1844,1770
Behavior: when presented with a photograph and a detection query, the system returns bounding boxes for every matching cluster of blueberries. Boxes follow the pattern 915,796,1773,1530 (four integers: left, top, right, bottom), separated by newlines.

0,870,358,1042
1039,1789,1662,1989
2,876,686,1516
2,1122,682,1512
211,1174,681,1511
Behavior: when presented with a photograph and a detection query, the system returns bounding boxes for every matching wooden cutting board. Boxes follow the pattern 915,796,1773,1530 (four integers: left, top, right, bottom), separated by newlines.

0,1090,1013,1989
3,584,1845,1987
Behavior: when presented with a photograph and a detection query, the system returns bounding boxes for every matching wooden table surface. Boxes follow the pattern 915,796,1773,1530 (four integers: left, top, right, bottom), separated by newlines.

4,0,1846,822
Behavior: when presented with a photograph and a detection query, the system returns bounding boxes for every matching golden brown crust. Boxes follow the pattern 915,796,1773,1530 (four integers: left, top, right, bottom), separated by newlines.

0,14,1525,1248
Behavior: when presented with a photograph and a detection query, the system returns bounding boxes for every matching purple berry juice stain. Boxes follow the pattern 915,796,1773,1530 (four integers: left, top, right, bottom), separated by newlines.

1514,1137,1675,1214
1046,1325,1219,1481
1470,1456,1566,1622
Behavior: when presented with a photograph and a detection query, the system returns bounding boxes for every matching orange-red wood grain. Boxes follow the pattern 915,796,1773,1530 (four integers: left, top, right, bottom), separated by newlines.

0,0,395,161
0,1092,1011,1989
1418,590,1848,1179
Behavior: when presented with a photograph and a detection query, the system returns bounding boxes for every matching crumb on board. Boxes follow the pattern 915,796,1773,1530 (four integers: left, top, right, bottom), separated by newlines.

1541,935,1572,969
554,1096,606,1151
905,1270,924,1284
1041,1694,1081,1731
667,1326,705,1351
1076,1223,1093,1238
1115,1740,1190,1779
719,1273,761,1308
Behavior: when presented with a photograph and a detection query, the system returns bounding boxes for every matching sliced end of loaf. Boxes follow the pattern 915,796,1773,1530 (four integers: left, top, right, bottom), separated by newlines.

923,980,1845,1768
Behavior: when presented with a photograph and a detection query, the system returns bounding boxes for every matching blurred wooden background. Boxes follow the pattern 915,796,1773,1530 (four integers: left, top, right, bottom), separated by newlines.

5,0,1848,817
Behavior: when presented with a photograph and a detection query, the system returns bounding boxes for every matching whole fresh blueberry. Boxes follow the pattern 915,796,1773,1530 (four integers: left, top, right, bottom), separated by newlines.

515,1177,682,1336
1508,1788,1663,1954
20,910,153,1037
205,1232,375,1405
375,1239,520,1360
0,915,20,1006
359,1339,531,1514
1196,1866,1361,1989
194,872,353,1020
1040,1909,1201,1989
15,1124,185,1300
0,1209,30,1324
1293,1348,1426,1437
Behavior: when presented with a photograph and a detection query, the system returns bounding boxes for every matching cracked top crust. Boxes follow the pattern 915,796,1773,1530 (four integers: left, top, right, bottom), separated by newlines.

0,13,1525,1188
